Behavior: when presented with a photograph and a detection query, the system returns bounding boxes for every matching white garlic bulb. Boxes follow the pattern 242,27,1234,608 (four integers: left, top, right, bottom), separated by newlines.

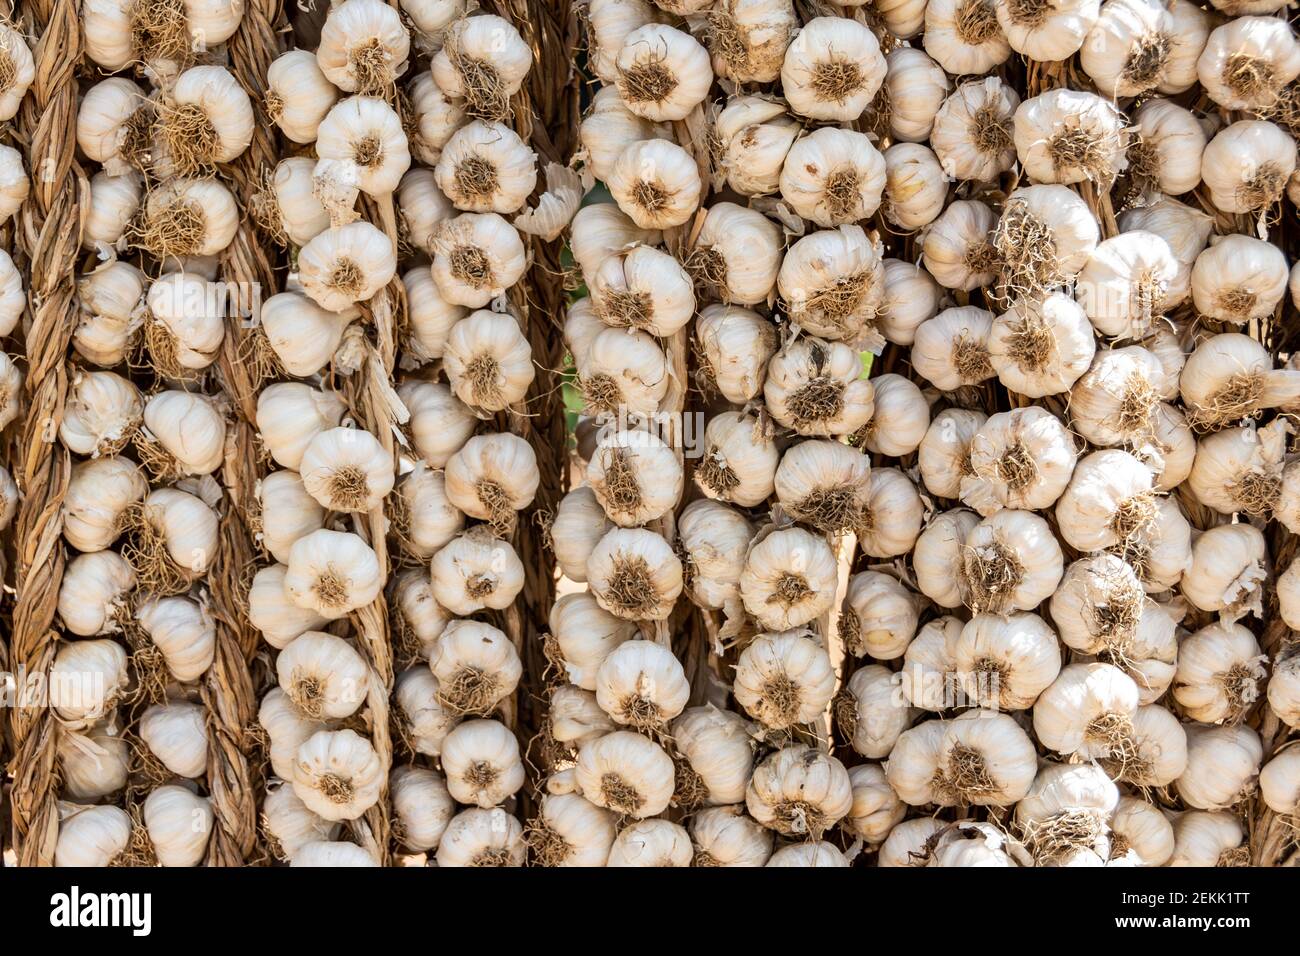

1168,811,1246,867
586,527,683,621
135,595,217,682
284,529,384,620
1190,235,1288,326
963,407,1075,515
399,381,476,469
144,786,213,868
898,616,963,711
690,805,773,867
921,199,998,293
394,464,463,560
913,509,980,608
879,259,944,346
266,49,339,144
962,509,1064,614
431,212,527,308
293,729,384,822
63,456,148,553
277,631,370,720
431,528,525,615
952,612,1062,711
139,390,225,477
83,171,143,254
575,731,675,818
1075,232,1180,339
779,128,886,228
912,306,996,391
764,338,875,437
60,370,142,457
140,702,208,778
316,0,409,94
840,570,920,661
129,487,219,588
1067,347,1166,448
613,23,711,121
436,808,525,867
432,14,532,120
440,719,526,808
1181,334,1300,431
689,202,783,306
54,805,132,868
549,592,637,690
1173,622,1267,724
57,550,135,637
577,327,669,417
1176,724,1262,811
733,629,835,730
919,409,987,499
739,527,838,631
747,745,852,837
50,640,129,728
1055,449,1157,554
1109,796,1174,866
931,77,1020,181
391,567,451,658
136,178,240,260
263,781,340,860
594,639,690,729
993,184,1099,301
1129,98,1206,196
527,792,617,866
607,138,702,230
259,291,354,378
695,411,778,507
395,668,458,756
155,66,253,176
267,157,331,248
256,384,348,472
779,225,884,343
59,720,129,801
988,293,1095,398
713,95,799,197
995,0,1098,61
590,244,694,337
444,432,540,531
774,438,870,535
1032,662,1139,763
1197,16,1300,111
883,143,948,231
406,72,464,164
549,685,617,747
780,16,885,122
587,429,684,527
696,305,777,403
144,273,226,374
299,221,398,312
1200,120,1296,215
1259,749,1300,817
1014,762,1118,864
549,486,612,584
298,426,395,514
837,664,912,757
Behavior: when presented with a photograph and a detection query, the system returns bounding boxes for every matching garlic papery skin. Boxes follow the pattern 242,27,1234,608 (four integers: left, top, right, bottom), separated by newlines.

912,306,996,391
1129,99,1205,197
1067,347,1166,448
746,745,852,838
1032,662,1139,764
733,629,835,730
440,719,525,808
140,391,226,476
780,16,885,122
576,327,669,418
277,631,370,721
128,488,219,591
59,370,143,457
778,225,884,343
550,486,612,584
774,438,870,535
897,617,962,711
963,406,1076,515
83,171,144,254
442,311,535,413
962,509,1064,615
63,456,148,553
140,702,208,778
257,383,348,471
714,95,799,197
694,411,778,507
316,0,409,94
580,85,671,184
284,529,384,620
50,640,129,728
1014,89,1126,186
671,706,755,808
395,464,464,560
840,570,920,661
268,158,331,248
57,551,136,637
879,259,943,346
913,509,980,608
689,202,783,306
431,14,531,122
613,23,711,121
399,381,476,470
607,139,702,230
878,818,947,867
135,178,240,260
135,595,217,682
1054,449,1157,554
1259,749,1300,817
931,77,1019,182
993,184,1099,302
836,664,912,756
779,128,886,228
885,47,951,143
1173,622,1267,724
1109,796,1174,866
431,528,525,615
764,338,875,437
1181,334,1300,431
605,819,693,867
266,50,338,144
1114,708,1187,792
989,293,1095,398
690,805,774,867
549,685,616,747
696,305,777,403
1168,811,1245,866
594,638,690,729
299,221,398,312
1014,763,1118,865
859,374,928,458
919,409,987,499
739,527,838,631
144,786,213,868
707,0,797,84
843,764,906,845
1075,232,1180,339
920,199,998,292
1176,724,1263,811
549,592,637,690
144,273,226,374
575,730,675,818
391,567,452,660
587,429,683,528
857,467,925,558
1117,203,1211,301
1196,16,1300,111
586,527,683,621
882,143,948,232
925,0,1012,75
767,842,850,867
259,292,354,378
590,244,694,337
1049,555,1172,681
995,0,1098,61
1200,121,1297,215
431,212,527,308
952,612,1062,711
263,780,341,860
429,619,522,717
526,792,617,867
293,728,384,822
436,808,525,867
76,77,149,176
435,120,537,217
1190,235,1288,326
891,709,1036,807
444,432,540,533
155,66,254,176
54,805,133,868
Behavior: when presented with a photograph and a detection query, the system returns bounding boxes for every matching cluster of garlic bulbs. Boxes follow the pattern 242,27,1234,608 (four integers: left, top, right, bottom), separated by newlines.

540,0,1300,868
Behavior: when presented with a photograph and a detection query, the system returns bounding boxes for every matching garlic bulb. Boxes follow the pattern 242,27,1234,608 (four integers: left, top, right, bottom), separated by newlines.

1168,811,1246,866
595,639,690,728
1129,99,1206,196
889,709,1036,807
746,745,852,837
431,528,525,615
297,426,395,514
397,168,453,256
962,509,1064,614
883,143,949,231
779,128,886,228
436,808,525,867
549,685,617,747
879,259,944,346
58,551,135,637
138,391,225,477
1075,232,1180,339
50,640,129,727
1067,347,1166,448
293,729,384,822
590,244,694,336
1079,0,1177,98
549,592,637,690
1032,662,1139,763
1183,333,1300,426
577,327,669,417
913,508,980,608
60,370,142,457
432,14,532,121
1176,724,1262,811
436,121,537,215
927,0,1013,74
127,487,219,590
695,411,778,507
898,618,962,711
54,805,132,868
1190,235,1288,326
779,225,884,342
707,0,797,83
266,158,331,248
1117,197,1212,285
964,407,1076,515
83,171,143,254
1014,762,1118,865
266,49,338,144
63,456,148,553
773,438,870,535
431,212,527,308
1173,622,1267,724
912,306,996,391
277,631,370,721
1197,16,1300,111
259,292,354,378
768,842,850,867
690,202,783,306
443,311,536,412
135,178,240,260
733,629,835,730
284,529,384,620
878,818,946,867
1259,750,1300,817
858,374,929,458
841,764,906,845
316,0,409,94
569,202,661,282
836,664,912,757
740,527,838,631
953,612,1062,711
1109,796,1174,866
407,72,464,164
76,77,149,175
919,409,987,499
921,199,998,292
931,77,1019,182
582,90,670,189
613,23,711,122
696,305,777,403
1015,89,1126,186
713,96,798,197
155,66,254,176
884,47,950,144
780,16,885,122
672,706,756,807
395,668,458,756
995,0,1099,61
764,338,875,437
690,805,773,867
135,595,217,682
606,819,693,867
140,702,208,778
144,786,213,867
575,731,675,818
1055,449,1157,554
607,139,702,230
263,781,341,860
550,487,613,583
1200,121,1296,215
400,381,476,469
857,467,925,558
1269,654,1300,728
259,689,333,780
527,792,617,866
444,432,540,532
1187,420,1288,519
989,293,1095,397
59,720,129,800
402,267,465,364
586,0,658,84
992,184,1099,301
588,429,683,527
440,719,526,808
391,567,451,659
394,465,463,560
299,221,398,312
840,570,920,661
586,527,683,621
142,273,226,376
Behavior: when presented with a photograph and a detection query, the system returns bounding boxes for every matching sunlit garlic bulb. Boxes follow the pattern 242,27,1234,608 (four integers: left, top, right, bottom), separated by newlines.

693,411,777,507
878,259,943,346
1014,763,1118,865
606,819,693,867
836,665,911,757
921,199,998,293
587,428,683,528
884,47,950,144
406,72,463,164
995,0,1098,61
952,612,1062,711
706,0,797,84
441,310,535,413
1187,419,1289,519
526,791,617,867
1177,724,1262,811
435,120,537,215
778,225,884,343
963,406,1076,515
431,527,525,616
924,0,1012,76
1196,16,1300,111
883,143,948,232
780,16,885,122
695,305,778,403
746,745,853,838
277,631,370,720
83,171,143,254
593,639,690,730
739,527,838,631
962,509,1063,614
1032,662,1140,765
1173,622,1267,725
135,178,240,260
689,805,773,867
1067,346,1167,448
918,409,987,500
298,221,398,312
1200,120,1296,215
431,212,527,308
590,244,694,336
256,383,348,471
912,306,996,391
989,293,1095,398
1079,0,1176,98
1128,99,1206,197
444,432,539,533
49,639,129,728
931,77,1019,182
293,729,384,822
1075,232,1180,339
154,66,254,177
548,592,637,690
773,439,869,535
1190,235,1288,326
613,23,711,122
431,14,532,121
297,426,394,514
1014,89,1126,186
688,202,783,306
76,77,150,176
440,719,525,808
284,528,384,620
992,184,1099,302
265,50,339,144
575,730,675,818
58,550,135,637
144,273,226,376
840,570,920,661
733,629,835,730
606,139,702,230
317,0,409,95
265,158,331,248
54,805,133,868
549,685,617,747
144,787,213,868
63,457,147,553
764,338,875,437
586,527,683,621
436,808,525,867
1180,333,1300,431
713,96,799,197
779,128,886,228
1181,522,1267,622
